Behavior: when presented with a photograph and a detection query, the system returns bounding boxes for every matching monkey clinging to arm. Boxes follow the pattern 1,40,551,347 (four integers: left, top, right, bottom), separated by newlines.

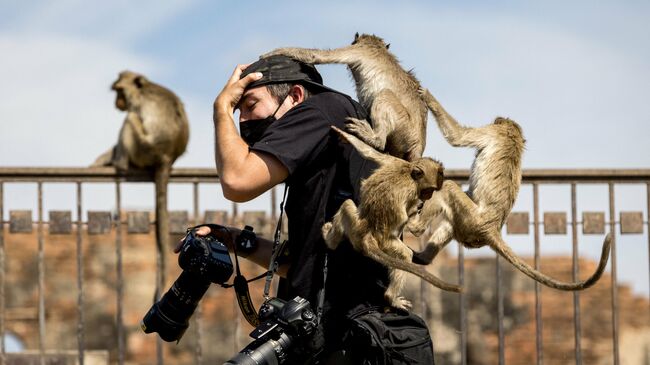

92,71,190,299
408,88,611,291
322,126,461,310
262,33,428,162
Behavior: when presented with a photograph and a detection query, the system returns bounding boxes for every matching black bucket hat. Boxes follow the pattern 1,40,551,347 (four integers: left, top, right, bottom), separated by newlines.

241,55,339,93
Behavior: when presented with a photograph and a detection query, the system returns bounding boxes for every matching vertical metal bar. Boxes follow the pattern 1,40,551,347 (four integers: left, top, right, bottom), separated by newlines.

232,202,238,225
37,182,45,365
115,181,125,365
192,181,203,365
0,181,5,365
496,254,505,365
571,184,582,364
458,242,467,365
647,182,650,318
76,182,85,365
533,183,543,365
608,183,620,365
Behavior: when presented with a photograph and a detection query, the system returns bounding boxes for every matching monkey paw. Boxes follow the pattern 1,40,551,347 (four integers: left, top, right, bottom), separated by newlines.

393,296,412,310
321,222,333,238
344,117,383,150
321,222,341,250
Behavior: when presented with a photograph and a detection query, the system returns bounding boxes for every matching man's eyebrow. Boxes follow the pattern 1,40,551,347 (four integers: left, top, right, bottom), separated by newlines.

236,93,255,109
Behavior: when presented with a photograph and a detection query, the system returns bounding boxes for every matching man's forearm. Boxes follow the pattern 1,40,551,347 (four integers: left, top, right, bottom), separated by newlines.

213,106,248,180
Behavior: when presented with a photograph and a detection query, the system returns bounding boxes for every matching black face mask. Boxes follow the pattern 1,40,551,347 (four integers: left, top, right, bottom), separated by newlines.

239,95,287,146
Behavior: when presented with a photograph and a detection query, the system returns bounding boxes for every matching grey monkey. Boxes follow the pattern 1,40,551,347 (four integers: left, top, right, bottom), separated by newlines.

93,71,189,298
408,88,611,291
262,33,427,162
322,126,461,310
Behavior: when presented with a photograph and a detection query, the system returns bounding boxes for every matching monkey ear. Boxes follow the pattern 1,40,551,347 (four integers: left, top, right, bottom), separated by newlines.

411,167,424,180
134,76,146,89
352,32,360,45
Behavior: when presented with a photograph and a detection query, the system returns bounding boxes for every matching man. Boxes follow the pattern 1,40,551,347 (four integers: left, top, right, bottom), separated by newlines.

197,55,432,363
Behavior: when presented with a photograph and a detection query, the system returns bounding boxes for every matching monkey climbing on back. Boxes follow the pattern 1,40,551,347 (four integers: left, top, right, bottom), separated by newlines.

263,33,429,162
322,126,461,310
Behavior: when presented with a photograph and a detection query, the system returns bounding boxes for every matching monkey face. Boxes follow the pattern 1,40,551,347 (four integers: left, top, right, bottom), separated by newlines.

411,158,444,201
111,71,147,112
114,90,127,111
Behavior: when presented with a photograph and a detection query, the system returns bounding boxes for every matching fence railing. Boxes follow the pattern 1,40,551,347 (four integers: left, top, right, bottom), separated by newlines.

0,167,649,365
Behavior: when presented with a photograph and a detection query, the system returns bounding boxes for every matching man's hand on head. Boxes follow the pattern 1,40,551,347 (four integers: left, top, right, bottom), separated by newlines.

214,64,263,115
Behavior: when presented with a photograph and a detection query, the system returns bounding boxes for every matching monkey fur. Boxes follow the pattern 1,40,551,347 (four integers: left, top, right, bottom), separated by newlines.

408,88,611,291
262,33,427,162
92,70,190,299
322,126,461,310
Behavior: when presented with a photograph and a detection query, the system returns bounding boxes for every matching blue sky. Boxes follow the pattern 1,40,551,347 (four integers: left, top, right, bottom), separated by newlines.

1,1,649,295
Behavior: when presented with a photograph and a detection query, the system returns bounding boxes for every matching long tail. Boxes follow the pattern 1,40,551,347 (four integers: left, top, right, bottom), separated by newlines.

364,245,462,293
488,232,611,291
153,163,171,300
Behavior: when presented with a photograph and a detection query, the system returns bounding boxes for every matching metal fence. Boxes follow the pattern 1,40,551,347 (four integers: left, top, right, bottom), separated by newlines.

0,167,649,365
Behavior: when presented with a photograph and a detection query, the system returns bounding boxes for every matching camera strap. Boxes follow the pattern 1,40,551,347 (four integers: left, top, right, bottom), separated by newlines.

188,223,265,327
230,240,263,327
263,184,290,300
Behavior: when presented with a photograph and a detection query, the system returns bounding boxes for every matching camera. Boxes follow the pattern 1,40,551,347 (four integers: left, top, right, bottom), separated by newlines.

141,228,234,342
224,296,323,365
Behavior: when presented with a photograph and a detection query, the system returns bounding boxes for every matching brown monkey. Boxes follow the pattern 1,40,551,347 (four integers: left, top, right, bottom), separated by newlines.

408,88,611,291
262,33,427,161
92,71,190,298
322,126,461,310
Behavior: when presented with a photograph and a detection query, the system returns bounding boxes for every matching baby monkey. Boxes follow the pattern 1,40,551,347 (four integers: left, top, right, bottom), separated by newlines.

408,88,611,291
322,126,461,310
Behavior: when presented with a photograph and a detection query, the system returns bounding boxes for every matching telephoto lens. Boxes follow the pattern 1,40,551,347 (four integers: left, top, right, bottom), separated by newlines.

141,271,211,342
141,228,234,342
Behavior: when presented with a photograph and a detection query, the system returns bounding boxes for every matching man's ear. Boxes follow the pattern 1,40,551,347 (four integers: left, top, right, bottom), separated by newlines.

288,84,306,105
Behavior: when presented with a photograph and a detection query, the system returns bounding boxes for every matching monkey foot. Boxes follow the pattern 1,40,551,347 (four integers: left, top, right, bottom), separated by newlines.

391,296,412,310
344,117,384,151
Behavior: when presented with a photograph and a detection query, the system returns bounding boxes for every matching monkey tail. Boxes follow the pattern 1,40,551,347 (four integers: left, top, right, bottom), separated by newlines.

487,232,611,291
153,162,172,300
362,242,462,293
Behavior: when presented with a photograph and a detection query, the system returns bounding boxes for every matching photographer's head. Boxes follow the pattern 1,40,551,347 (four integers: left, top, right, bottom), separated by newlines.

237,55,333,145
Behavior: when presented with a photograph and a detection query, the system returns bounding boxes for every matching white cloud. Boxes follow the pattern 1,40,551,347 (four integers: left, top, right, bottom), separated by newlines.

0,33,160,166
6,0,197,43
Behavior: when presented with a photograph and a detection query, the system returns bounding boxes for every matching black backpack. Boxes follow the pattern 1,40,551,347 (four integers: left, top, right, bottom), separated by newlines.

344,307,435,365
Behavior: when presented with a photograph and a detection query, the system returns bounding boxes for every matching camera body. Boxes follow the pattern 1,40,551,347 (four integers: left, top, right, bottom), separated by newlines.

225,296,323,365
178,231,233,283
141,228,233,342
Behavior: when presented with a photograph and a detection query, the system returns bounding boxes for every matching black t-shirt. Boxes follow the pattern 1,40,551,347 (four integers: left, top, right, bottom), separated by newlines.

250,91,390,337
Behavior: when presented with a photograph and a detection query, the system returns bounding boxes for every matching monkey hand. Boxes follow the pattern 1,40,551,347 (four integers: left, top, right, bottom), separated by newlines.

260,48,312,62
259,48,285,59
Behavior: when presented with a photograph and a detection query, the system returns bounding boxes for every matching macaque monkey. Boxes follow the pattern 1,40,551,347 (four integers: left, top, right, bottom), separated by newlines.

92,71,189,298
262,33,427,161
322,126,461,310
409,88,611,291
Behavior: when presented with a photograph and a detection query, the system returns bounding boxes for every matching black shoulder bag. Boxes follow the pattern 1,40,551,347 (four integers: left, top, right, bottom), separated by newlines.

343,306,435,365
